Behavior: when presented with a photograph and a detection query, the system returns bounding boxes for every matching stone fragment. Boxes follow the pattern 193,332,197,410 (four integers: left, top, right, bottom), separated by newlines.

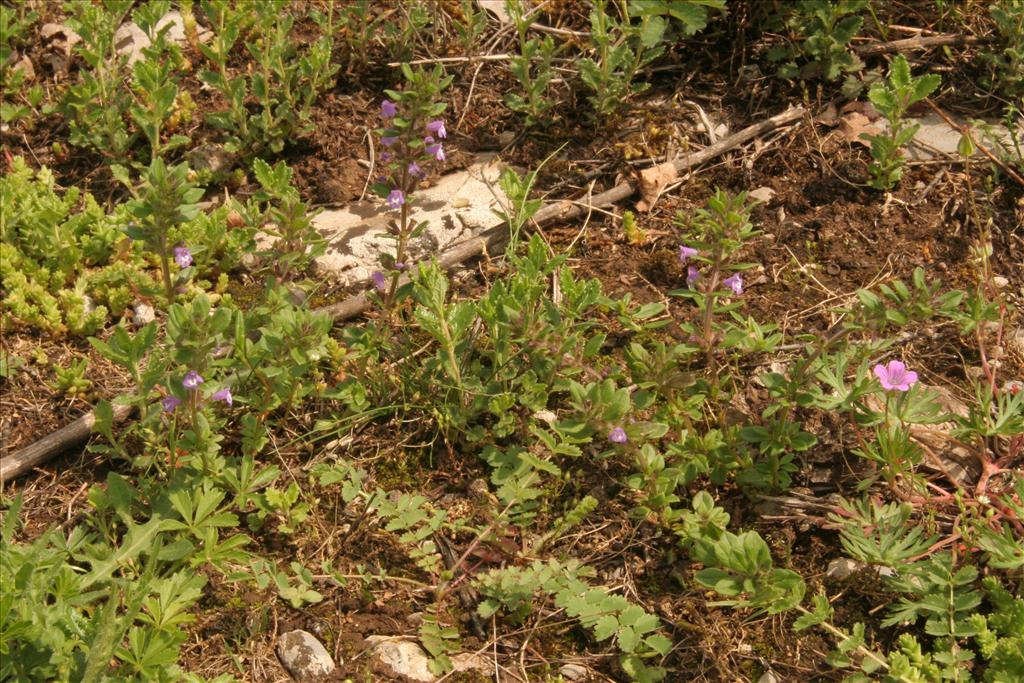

826,557,863,580
188,143,236,175
748,186,775,204
276,629,336,681
757,672,780,683
365,637,434,682
559,663,590,681
310,156,508,287
132,303,156,327
114,10,212,65
11,54,34,82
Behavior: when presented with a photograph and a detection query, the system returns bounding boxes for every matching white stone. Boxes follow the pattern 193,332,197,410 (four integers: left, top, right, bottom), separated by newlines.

132,303,156,327
366,637,435,682
748,186,775,204
114,11,211,65
276,629,336,681
757,672,780,683
310,156,508,286
826,557,863,580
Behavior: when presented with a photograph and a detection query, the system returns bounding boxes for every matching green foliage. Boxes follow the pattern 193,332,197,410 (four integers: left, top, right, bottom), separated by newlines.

51,358,93,397
505,0,559,126
198,0,338,158
579,0,666,118
250,159,325,281
862,55,941,190
768,0,867,84
983,0,1024,98
0,1,43,125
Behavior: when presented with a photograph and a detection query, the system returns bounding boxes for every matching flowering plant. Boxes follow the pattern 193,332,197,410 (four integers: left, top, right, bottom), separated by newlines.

370,64,453,306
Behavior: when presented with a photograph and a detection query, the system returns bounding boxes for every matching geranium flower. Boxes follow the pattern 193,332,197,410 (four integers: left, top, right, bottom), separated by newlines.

426,143,445,161
873,360,918,392
381,136,397,147
408,161,423,177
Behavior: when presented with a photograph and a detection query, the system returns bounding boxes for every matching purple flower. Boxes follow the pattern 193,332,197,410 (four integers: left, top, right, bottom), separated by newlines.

162,395,181,413
386,189,405,210
182,370,204,390
609,427,628,444
381,151,392,162
426,143,445,162
686,266,700,286
873,360,918,392
424,135,435,144
723,273,743,295
212,387,233,406
408,161,423,177
381,99,397,118
394,261,407,271
426,119,447,139
372,271,387,291
173,246,192,269
679,246,698,263
381,136,398,147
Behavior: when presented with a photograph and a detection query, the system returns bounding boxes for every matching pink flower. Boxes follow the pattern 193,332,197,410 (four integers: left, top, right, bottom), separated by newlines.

723,273,743,295
212,387,233,406
426,119,447,139
609,427,628,444
372,271,387,291
679,246,698,263
426,143,445,161
408,161,423,177
381,99,397,118
173,246,192,268
686,266,700,286
381,136,397,147
182,370,203,389
386,189,405,210
873,360,918,392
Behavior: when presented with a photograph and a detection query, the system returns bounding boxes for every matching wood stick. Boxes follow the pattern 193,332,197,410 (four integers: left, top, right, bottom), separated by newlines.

0,106,805,484
853,33,986,57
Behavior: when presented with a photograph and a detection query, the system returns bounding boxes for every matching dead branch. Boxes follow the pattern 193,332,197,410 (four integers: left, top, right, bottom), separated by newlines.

853,33,987,57
1,106,805,484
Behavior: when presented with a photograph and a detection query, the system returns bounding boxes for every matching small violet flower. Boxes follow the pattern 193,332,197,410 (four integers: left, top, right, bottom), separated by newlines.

380,151,392,162
609,427,628,444
381,136,398,148
686,266,700,286
873,360,918,392
426,119,447,139
424,135,434,144
679,246,698,264
723,273,743,295
386,189,405,210
162,395,181,413
173,246,192,269
408,161,423,177
381,99,397,118
212,387,233,406
372,271,387,291
182,370,204,390
426,143,445,162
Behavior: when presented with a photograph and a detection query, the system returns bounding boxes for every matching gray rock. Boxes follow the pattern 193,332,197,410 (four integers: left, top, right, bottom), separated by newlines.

114,10,211,65
757,672,780,683
748,186,775,204
188,143,236,175
559,663,589,681
826,557,863,580
366,637,435,682
276,629,336,681
132,302,156,327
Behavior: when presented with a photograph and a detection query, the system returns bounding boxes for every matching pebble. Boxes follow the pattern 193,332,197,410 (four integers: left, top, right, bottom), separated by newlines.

826,557,862,580
276,629,336,681
757,672,780,683
132,302,156,327
366,637,435,682
559,663,589,681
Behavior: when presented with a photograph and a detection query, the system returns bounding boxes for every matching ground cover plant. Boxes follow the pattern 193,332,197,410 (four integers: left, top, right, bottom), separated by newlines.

1,1,1022,681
